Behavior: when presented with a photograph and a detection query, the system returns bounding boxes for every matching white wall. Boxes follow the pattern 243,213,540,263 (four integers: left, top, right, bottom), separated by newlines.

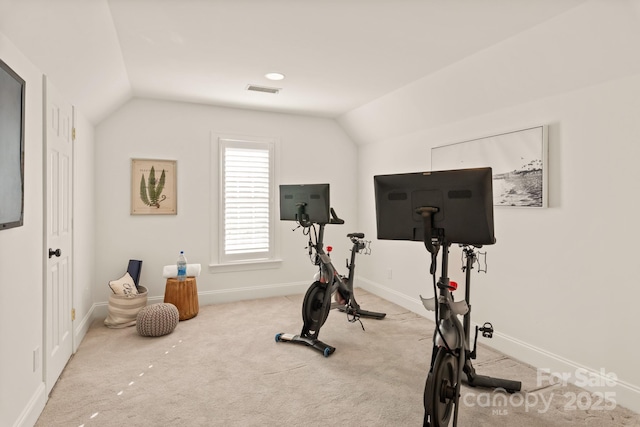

4,0,640,423
343,2,640,414
339,0,640,148
0,33,47,427
94,98,358,310
355,74,640,413
0,33,96,427
73,109,96,349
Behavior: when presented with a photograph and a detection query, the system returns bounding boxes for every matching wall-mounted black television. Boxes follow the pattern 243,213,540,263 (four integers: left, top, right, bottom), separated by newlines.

0,58,25,231
279,183,330,225
374,168,495,246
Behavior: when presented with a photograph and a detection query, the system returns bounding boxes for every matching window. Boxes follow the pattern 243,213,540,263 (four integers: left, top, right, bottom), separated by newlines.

216,136,277,268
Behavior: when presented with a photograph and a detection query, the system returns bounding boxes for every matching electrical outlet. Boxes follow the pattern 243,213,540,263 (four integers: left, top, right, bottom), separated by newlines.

387,269,393,279
33,347,40,372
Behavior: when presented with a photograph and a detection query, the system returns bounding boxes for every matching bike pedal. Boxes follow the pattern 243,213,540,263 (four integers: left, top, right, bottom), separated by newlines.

480,322,494,338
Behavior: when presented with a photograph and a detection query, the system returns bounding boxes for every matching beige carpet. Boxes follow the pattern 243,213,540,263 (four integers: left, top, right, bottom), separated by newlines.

36,290,640,426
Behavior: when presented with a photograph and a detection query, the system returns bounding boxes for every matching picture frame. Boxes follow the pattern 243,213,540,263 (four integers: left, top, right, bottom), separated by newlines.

431,126,548,208
130,158,177,215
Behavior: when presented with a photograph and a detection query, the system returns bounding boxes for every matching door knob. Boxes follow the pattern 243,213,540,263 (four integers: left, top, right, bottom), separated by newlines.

48,248,61,258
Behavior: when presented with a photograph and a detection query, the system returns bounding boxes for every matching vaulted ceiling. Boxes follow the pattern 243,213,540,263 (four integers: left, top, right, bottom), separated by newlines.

0,0,591,125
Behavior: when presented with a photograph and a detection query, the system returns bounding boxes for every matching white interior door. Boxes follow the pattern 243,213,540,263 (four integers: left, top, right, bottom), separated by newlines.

44,75,73,394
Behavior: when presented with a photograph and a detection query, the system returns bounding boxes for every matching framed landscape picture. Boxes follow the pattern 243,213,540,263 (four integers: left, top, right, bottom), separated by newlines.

431,126,548,208
131,158,177,215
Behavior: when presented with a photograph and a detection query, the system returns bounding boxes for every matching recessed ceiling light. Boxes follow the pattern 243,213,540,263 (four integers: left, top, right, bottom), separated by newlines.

265,72,285,81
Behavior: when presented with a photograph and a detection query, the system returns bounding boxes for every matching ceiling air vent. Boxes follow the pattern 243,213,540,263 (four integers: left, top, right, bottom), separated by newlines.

246,84,280,94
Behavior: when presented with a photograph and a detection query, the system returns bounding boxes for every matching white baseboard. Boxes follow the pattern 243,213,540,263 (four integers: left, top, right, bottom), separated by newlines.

93,282,309,315
92,282,310,322
358,277,432,318
358,277,640,415
488,329,640,414
197,281,308,305
14,382,46,427
73,307,95,352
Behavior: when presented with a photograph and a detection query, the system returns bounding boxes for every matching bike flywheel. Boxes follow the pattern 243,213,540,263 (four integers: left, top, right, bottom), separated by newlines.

424,348,458,426
301,281,331,336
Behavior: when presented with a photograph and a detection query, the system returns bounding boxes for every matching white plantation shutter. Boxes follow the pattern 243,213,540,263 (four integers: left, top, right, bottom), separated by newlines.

220,139,274,262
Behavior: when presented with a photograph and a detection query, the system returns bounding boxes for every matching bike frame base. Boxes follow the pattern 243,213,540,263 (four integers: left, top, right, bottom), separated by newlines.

333,303,387,319
275,333,336,357
463,370,521,393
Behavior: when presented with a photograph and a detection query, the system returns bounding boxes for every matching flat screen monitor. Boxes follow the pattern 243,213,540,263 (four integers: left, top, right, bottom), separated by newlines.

374,168,495,246
279,184,330,224
0,58,25,231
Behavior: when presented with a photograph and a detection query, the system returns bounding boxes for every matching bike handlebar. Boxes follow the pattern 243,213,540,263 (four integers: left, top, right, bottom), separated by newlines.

296,206,344,227
329,207,344,224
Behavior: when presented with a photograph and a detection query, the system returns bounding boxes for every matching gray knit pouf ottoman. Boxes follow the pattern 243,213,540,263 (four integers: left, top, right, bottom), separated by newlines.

136,303,179,337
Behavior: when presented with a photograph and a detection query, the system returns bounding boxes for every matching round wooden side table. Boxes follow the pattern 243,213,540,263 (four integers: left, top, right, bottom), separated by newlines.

164,277,199,320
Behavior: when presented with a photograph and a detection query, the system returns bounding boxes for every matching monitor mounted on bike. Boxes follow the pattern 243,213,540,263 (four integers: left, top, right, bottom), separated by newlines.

373,168,495,246
279,183,330,225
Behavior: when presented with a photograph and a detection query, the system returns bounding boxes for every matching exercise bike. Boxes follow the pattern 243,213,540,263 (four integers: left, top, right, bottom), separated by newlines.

418,208,521,427
276,205,386,357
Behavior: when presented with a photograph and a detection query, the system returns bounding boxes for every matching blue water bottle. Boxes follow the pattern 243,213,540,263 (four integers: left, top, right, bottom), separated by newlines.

177,251,187,281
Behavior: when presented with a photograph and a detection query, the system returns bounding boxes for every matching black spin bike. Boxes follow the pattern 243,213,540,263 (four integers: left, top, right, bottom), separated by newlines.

276,206,386,357
371,168,521,426
419,209,521,426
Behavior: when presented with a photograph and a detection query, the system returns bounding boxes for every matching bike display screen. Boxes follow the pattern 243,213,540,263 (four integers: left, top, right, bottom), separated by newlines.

374,168,495,246
279,183,330,225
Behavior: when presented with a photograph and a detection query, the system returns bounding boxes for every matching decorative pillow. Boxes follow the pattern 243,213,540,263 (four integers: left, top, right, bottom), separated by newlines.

108,272,139,296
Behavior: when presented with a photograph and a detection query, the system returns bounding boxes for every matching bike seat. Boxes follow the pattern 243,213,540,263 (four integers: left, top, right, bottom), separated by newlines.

347,232,365,239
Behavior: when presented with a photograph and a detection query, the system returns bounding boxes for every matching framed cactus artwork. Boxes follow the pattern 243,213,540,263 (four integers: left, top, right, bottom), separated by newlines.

130,158,177,215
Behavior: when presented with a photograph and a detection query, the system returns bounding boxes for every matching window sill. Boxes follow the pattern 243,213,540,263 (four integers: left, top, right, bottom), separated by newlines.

208,258,283,273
